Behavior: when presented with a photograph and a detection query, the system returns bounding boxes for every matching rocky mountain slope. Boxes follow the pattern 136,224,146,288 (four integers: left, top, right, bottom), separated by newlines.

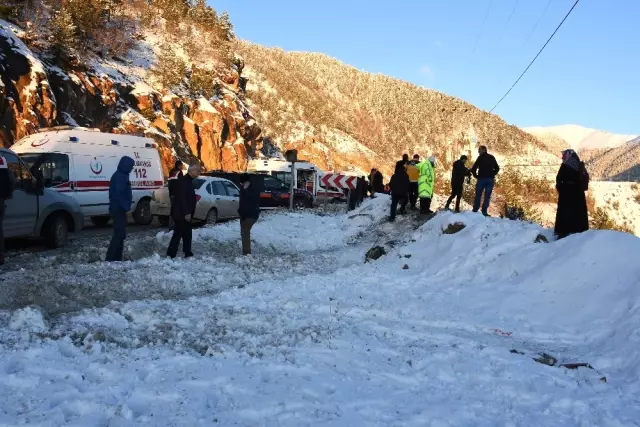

239,42,559,177
580,138,640,181
524,124,638,152
0,1,261,175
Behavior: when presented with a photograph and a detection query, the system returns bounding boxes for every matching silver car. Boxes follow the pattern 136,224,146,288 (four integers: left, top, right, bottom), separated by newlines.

151,176,240,225
1,148,84,248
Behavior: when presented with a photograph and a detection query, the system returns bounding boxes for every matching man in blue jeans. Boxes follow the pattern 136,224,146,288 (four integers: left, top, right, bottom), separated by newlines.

470,145,500,216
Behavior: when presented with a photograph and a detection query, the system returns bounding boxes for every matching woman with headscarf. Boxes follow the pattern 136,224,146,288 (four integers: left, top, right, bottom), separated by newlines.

555,149,589,239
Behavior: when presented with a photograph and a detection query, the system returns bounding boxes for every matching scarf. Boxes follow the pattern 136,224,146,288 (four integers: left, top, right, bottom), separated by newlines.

562,149,581,171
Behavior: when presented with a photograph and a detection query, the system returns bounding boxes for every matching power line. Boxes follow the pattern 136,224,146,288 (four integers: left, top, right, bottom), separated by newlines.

489,0,580,113
504,0,520,30
470,0,494,56
521,0,553,48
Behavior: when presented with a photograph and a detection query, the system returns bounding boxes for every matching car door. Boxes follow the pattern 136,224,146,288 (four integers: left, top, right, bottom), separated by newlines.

221,180,240,218
210,180,231,218
2,152,38,237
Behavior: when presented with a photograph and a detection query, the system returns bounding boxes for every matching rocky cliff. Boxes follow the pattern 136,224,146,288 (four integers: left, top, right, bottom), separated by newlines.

0,18,261,176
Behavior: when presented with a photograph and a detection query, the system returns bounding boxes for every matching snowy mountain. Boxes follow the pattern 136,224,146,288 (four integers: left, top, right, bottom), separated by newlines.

524,124,639,152
240,42,558,178
580,138,640,181
1,200,640,424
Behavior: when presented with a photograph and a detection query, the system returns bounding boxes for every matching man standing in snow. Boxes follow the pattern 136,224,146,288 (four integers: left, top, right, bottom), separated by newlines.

417,156,436,214
445,155,472,212
0,153,15,266
238,173,261,256
471,145,500,216
167,164,200,259
106,156,134,262
389,161,410,221
167,159,183,230
405,154,420,209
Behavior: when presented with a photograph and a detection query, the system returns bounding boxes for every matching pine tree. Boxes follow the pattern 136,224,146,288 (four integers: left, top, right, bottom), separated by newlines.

152,44,188,89
50,6,77,51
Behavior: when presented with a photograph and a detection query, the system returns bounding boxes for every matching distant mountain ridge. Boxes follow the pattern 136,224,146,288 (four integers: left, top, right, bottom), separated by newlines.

524,124,638,152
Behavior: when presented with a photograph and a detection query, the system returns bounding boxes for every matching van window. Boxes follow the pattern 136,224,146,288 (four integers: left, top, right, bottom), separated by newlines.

264,176,285,191
3,152,31,189
272,172,292,187
20,153,69,187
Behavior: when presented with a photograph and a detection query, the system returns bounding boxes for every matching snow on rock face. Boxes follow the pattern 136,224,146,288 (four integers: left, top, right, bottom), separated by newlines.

1,204,640,425
0,20,56,146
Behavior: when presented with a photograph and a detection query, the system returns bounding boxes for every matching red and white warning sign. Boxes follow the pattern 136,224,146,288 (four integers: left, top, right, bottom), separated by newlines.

321,173,357,190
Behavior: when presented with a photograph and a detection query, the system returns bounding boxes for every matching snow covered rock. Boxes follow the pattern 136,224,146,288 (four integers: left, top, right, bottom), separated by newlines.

8,306,48,333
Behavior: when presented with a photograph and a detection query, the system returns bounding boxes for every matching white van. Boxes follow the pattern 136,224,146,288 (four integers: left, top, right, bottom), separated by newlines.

12,127,164,226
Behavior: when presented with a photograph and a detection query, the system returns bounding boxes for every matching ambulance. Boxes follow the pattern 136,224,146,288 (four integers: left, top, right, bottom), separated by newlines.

247,158,347,204
12,127,164,226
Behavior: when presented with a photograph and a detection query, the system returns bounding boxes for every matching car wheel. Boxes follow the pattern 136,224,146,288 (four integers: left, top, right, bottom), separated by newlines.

293,198,307,209
90,216,110,227
133,198,153,225
205,208,218,225
158,215,170,227
44,214,69,248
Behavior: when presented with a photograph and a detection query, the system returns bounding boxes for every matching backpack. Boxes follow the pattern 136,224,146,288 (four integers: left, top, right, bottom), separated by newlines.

579,161,590,191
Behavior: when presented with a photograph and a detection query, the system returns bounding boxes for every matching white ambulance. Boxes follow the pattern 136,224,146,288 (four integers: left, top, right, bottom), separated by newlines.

247,158,347,204
12,127,164,226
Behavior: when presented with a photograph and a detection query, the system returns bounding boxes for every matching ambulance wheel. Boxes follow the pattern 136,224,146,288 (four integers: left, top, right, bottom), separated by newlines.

90,216,110,227
157,215,170,227
293,198,307,209
133,198,153,225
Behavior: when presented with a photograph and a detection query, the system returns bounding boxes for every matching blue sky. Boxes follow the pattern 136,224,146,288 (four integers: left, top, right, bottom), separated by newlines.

211,0,638,135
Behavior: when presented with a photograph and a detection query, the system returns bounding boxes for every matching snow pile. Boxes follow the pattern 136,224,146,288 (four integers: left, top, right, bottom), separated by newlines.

1,207,640,425
8,307,48,333
166,195,392,253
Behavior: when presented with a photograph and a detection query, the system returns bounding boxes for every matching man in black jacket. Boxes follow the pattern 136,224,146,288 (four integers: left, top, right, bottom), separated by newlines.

0,154,15,266
470,146,500,216
167,160,183,230
167,163,200,259
389,161,410,221
238,173,260,255
445,155,471,212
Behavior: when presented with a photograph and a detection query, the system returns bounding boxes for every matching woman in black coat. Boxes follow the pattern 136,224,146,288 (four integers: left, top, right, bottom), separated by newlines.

555,149,589,239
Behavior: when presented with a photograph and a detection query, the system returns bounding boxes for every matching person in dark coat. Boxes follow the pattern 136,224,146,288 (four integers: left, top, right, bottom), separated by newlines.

238,173,261,255
372,170,384,194
167,160,183,230
471,145,500,216
368,169,376,198
106,156,134,262
555,149,589,239
389,161,410,221
445,155,472,212
167,164,200,259
0,153,16,266
356,176,366,206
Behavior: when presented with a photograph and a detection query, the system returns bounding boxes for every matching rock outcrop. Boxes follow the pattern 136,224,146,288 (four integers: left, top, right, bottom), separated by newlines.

0,20,261,175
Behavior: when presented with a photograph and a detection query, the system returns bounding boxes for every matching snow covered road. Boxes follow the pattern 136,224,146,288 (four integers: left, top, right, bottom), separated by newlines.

1,197,639,426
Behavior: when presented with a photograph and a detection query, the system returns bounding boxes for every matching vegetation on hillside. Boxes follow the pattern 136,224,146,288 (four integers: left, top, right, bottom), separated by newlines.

3,0,234,76
238,42,548,162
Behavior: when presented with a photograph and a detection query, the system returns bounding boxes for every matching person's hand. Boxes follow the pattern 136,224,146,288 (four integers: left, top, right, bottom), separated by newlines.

185,214,192,221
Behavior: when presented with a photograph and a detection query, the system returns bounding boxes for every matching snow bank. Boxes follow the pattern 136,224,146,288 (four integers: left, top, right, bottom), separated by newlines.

167,196,392,253
2,207,640,425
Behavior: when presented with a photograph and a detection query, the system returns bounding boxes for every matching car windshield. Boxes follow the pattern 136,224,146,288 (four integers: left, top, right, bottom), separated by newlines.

19,152,70,187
